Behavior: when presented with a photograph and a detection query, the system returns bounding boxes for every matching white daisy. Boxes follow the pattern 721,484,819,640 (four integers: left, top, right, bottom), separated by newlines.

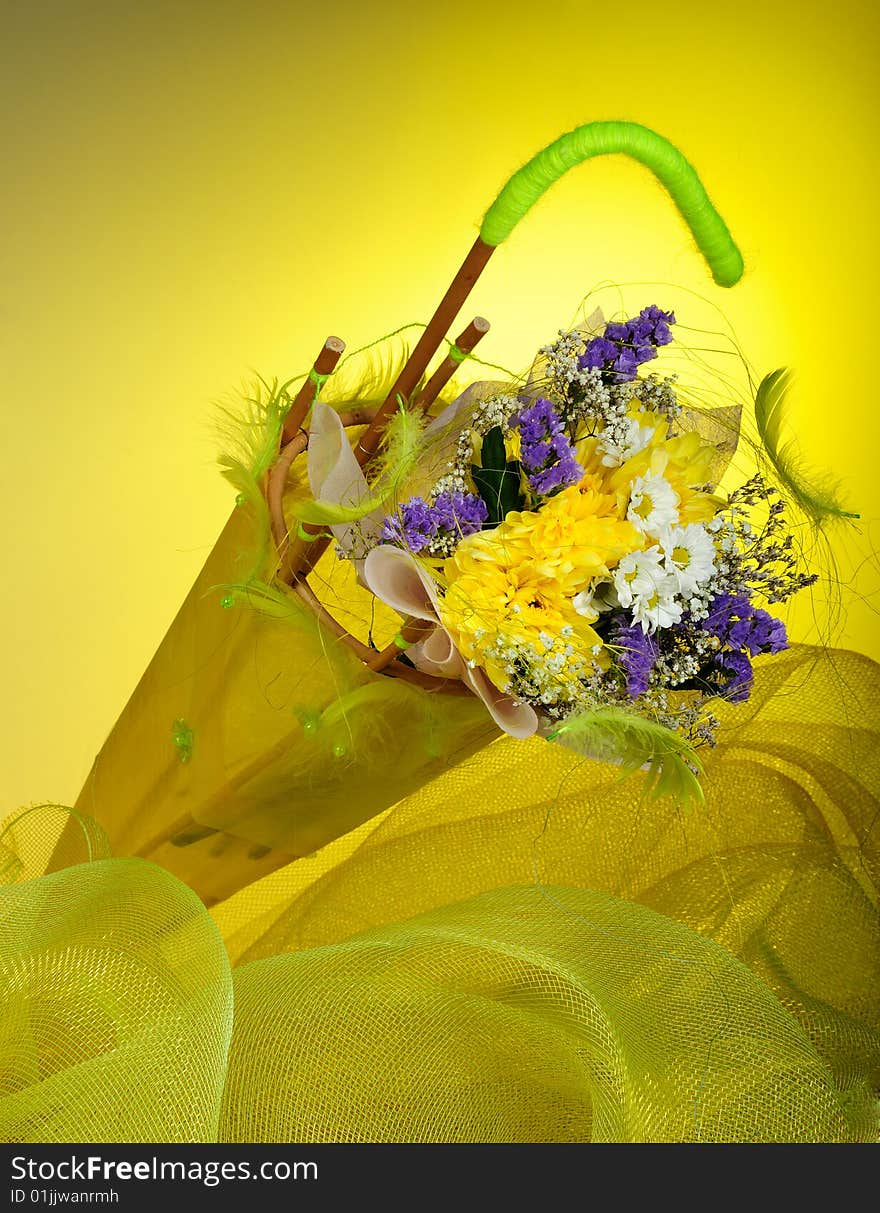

598,419,656,467
613,547,667,609
585,580,618,613
627,474,680,537
661,523,716,595
570,591,597,621
631,586,684,633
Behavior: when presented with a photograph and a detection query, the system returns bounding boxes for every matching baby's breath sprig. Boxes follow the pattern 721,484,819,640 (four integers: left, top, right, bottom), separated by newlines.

718,476,818,604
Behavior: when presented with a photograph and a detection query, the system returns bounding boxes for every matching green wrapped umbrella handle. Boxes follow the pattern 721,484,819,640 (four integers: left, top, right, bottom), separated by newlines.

480,120,743,287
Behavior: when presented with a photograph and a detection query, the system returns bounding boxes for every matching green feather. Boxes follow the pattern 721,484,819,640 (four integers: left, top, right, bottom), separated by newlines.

548,706,705,807
216,377,291,581
754,370,858,524
217,376,289,491
285,495,385,526
286,401,426,526
371,401,426,489
215,579,312,626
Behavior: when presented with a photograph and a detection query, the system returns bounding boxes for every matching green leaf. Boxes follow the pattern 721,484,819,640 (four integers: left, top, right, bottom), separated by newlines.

472,426,523,525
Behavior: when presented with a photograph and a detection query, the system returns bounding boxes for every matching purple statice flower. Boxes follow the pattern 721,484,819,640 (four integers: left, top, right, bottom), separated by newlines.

702,594,788,657
710,648,754,703
510,397,582,497
429,491,488,537
699,593,787,704
611,614,658,697
579,336,619,370
612,345,638,380
381,496,434,551
637,304,676,346
381,490,487,554
578,305,676,382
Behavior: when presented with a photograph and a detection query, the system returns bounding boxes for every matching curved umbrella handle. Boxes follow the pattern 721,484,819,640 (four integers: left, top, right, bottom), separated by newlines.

481,120,743,288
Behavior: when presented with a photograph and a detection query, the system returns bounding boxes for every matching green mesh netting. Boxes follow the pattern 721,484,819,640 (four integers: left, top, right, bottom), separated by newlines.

2,646,877,1142
1,856,232,1142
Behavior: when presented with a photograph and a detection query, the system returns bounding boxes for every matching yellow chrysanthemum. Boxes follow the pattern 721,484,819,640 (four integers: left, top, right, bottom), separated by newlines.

439,527,604,696
626,437,720,524
490,477,644,595
578,412,722,524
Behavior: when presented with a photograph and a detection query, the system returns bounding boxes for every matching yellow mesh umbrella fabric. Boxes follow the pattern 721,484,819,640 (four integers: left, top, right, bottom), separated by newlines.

2,645,877,1142
68,508,496,905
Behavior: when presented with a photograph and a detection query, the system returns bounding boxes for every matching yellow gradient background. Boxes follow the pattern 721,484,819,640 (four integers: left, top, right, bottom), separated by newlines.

2,0,878,812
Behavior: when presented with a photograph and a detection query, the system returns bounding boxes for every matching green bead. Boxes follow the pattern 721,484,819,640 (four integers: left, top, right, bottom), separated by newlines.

300,712,320,737
331,740,347,760
171,718,194,764
220,594,235,610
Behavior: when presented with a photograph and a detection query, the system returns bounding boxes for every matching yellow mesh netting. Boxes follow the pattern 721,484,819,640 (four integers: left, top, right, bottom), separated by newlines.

2,645,877,1142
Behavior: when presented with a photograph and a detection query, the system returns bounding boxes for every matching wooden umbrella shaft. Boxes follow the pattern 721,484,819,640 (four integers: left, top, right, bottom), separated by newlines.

281,336,346,446
354,236,494,467
413,315,490,414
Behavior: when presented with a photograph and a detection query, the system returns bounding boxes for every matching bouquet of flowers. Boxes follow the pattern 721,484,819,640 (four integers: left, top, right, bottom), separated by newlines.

306,303,815,803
